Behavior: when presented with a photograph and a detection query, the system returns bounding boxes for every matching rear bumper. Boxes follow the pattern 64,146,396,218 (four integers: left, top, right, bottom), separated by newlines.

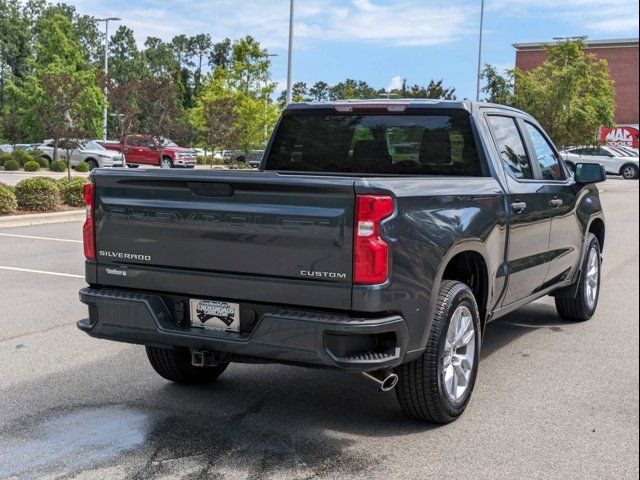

77,287,408,371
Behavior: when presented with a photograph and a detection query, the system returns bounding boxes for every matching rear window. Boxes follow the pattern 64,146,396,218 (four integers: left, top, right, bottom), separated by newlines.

265,112,485,176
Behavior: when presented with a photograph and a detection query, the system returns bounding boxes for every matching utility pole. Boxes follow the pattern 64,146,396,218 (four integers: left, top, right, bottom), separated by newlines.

475,0,485,101
286,0,295,105
97,17,121,141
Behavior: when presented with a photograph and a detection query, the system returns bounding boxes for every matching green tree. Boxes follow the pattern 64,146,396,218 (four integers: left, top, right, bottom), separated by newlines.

209,38,231,69
480,65,514,105
7,11,103,143
171,34,194,68
108,26,145,83
277,81,310,105
511,40,616,147
329,79,377,100
144,37,178,76
309,81,330,101
189,33,212,90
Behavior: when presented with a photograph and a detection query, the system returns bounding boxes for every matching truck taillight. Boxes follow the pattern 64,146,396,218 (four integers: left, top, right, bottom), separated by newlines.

354,195,394,285
82,182,95,260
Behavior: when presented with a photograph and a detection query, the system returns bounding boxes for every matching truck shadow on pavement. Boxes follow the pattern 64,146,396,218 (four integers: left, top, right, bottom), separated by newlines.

0,302,574,479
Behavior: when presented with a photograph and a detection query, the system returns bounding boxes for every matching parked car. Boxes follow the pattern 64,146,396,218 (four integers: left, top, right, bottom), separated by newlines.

0,144,13,153
14,143,41,151
99,136,197,169
612,145,638,157
221,149,265,167
38,140,124,170
389,143,419,163
560,145,638,179
78,100,606,423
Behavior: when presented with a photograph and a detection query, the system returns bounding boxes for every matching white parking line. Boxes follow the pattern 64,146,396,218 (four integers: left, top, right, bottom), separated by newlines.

0,266,84,278
0,233,82,243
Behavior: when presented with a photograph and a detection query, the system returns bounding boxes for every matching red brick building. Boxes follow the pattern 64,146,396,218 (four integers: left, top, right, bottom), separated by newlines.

513,38,639,147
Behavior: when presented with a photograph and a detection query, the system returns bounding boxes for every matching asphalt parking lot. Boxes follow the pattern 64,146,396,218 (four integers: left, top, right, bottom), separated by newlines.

0,179,638,480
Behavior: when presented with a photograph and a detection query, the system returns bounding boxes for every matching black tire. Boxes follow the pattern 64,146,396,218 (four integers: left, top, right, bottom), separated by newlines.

146,346,229,384
86,159,98,171
127,163,139,168
235,156,246,163
396,280,481,423
160,157,173,169
555,233,601,321
620,163,638,180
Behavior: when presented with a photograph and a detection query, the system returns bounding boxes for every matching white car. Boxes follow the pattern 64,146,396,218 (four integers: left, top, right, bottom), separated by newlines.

560,146,639,180
39,140,124,170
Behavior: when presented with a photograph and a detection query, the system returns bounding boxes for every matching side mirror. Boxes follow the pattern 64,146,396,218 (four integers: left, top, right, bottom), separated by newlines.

574,163,606,184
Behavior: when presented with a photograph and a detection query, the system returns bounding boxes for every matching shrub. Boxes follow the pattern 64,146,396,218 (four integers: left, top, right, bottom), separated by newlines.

3,159,19,171
36,156,49,168
75,162,90,172
49,160,67,172
0,183,18,215
0,152,11,167
14,177,60,211
29,149,45,160
11,149,32,167
24,160,40,172
59,177,87,207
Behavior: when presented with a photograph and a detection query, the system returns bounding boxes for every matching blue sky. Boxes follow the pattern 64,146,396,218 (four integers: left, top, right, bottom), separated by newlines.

70,0,639,99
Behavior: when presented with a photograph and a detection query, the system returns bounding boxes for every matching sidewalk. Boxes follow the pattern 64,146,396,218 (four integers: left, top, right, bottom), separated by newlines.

0,209,85,228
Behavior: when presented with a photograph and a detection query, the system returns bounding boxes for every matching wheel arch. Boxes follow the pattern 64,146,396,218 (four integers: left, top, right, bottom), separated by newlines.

588,217,605,252
422,243,492,349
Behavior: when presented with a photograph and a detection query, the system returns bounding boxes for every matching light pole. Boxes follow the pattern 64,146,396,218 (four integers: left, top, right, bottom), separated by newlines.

475,0,485,101
97,17,121,141
286,0,295,105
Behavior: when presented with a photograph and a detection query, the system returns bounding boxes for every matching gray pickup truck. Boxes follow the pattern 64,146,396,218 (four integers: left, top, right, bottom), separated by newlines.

77,100,606,423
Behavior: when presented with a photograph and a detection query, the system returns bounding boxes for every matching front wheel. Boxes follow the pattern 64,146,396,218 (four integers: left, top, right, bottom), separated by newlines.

555,233,601,321
160,157,173,169
146,346,229,384
396,280,481,423
620,163,638,180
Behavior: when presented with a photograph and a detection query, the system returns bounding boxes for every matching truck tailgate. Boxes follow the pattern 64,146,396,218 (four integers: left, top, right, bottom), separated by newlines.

91,170,355,309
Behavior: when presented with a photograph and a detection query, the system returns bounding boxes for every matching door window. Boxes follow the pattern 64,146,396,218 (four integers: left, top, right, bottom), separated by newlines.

524,122,564,181
487,116,533,180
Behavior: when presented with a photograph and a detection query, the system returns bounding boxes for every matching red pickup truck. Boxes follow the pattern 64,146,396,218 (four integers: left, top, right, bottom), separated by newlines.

100,135,197,169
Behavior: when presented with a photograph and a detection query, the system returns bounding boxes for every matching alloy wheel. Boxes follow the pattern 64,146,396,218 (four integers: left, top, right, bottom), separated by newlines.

585,246,600,309
442,305,476,402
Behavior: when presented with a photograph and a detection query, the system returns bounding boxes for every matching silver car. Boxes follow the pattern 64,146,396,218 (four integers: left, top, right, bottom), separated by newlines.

560,146,639,180
39,140,124,170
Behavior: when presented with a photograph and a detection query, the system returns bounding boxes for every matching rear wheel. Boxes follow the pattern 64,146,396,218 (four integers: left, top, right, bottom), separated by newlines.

86,159,98,171
396,280,481,423
620,163,638,180
146,346,229,384
555,233,601,321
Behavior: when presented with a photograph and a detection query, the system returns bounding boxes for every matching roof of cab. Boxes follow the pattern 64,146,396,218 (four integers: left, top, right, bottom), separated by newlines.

284,99,530,117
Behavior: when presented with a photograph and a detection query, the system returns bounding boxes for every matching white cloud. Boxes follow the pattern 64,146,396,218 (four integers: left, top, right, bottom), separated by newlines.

71,0,476,48
487,0,639,34
387,76,403,91
587,17,640,33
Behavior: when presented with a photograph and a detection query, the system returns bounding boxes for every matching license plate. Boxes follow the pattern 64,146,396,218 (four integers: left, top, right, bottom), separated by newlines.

190,299,240,332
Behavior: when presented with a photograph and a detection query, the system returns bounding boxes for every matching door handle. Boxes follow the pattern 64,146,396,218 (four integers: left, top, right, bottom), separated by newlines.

549,198,563,208
511,201,527,213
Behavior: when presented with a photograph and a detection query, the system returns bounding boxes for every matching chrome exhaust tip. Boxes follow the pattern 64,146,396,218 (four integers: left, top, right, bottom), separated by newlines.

361,370,399,392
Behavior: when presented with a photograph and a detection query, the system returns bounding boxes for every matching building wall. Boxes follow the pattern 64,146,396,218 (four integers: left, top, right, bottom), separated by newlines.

515,45,639,125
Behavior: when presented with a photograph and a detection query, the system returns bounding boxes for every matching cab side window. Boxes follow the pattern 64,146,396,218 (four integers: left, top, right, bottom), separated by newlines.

524,122,565,181
487,115,533,180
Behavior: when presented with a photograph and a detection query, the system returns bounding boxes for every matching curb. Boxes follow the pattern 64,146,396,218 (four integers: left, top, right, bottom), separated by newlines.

0,210,85,228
